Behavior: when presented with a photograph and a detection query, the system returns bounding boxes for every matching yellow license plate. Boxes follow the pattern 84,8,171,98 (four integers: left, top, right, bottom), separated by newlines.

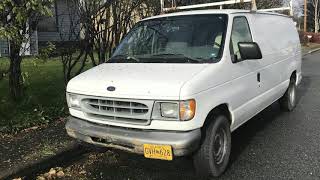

143,144,173,161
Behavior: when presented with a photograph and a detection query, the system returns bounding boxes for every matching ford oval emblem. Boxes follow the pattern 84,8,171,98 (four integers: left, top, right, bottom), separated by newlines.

107,86,116,91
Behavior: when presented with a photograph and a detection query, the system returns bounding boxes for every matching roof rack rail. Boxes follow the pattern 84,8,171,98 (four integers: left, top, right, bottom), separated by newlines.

160,0,293,16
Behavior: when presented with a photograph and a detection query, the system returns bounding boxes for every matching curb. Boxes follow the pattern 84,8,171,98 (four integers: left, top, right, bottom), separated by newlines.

303,47,320,56
1,143,90,180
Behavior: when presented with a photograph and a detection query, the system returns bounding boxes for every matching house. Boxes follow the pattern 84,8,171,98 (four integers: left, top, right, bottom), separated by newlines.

0,39,9,57
0,0,80,57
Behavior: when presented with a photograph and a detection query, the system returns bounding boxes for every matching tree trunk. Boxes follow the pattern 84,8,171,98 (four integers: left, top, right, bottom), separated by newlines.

9,45,23,100
315,4,319,33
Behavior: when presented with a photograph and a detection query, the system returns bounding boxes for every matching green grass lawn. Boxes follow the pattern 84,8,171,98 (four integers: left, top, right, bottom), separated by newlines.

0,57,68,132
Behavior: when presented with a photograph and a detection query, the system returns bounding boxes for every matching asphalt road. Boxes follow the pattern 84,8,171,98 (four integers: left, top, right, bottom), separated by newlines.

61,52,320,180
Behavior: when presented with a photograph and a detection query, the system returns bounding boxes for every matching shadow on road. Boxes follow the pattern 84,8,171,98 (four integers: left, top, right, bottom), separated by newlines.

296,76,311,105
229,76,308,166
229,103,282,165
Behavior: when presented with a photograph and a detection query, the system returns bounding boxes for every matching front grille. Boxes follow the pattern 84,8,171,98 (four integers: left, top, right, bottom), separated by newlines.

87,99,148,115
81,98,152,125
87,113,150,124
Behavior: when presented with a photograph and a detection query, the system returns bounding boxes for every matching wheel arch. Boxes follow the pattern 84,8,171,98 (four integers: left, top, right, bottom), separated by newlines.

291,70,297,84
202,103,233,130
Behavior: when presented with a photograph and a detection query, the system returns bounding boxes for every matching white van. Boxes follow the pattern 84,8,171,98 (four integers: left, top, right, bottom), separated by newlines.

65,10,302,177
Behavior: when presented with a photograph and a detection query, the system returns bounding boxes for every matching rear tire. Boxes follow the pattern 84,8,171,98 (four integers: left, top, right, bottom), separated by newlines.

280,78,297,111
193,114,231,178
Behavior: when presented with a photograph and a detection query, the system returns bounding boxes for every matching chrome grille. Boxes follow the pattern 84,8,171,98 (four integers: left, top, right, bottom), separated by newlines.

86,113,149,124
81,97,152,125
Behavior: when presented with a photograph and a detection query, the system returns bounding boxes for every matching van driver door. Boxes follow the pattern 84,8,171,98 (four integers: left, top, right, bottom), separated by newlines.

229,16,262,128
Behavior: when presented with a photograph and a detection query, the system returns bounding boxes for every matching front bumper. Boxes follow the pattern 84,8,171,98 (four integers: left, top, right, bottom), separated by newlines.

66,116,201,156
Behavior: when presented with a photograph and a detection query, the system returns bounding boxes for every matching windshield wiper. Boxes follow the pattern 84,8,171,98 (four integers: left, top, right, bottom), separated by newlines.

151,53,205,63
108,55,140,63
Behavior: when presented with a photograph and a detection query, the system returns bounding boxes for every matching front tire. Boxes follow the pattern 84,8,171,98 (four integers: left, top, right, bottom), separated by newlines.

280,78,297,111
193,114,231,178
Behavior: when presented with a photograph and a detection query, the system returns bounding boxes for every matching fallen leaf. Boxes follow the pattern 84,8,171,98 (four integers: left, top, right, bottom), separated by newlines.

56,171,65,178
48,168,56,175
43,173,50,178
36,176,45,180
12,178,22,180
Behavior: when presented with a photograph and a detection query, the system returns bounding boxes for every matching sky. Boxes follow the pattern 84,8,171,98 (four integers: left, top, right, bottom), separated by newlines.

289,0,304,16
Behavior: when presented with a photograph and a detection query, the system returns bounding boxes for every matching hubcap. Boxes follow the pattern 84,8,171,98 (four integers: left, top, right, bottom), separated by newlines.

213,127,227,165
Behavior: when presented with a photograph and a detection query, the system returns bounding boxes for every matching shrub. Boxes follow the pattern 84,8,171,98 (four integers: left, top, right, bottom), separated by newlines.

299,31,320,44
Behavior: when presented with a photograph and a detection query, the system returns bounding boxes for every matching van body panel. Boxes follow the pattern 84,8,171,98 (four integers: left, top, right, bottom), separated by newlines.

66,10,302,151
67,63,208,100
69,108,203,131
66,117,201,156
231,79,289,131
180,13,301,131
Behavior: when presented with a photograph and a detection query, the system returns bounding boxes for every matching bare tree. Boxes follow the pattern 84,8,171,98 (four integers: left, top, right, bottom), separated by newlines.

231,0,284,10
256,0,283,9
310,0,320,33
138,0,161,17
59,0,152,84
57,0,96,84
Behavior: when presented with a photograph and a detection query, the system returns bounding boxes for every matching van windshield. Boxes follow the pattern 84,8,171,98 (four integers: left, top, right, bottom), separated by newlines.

108,14,228,64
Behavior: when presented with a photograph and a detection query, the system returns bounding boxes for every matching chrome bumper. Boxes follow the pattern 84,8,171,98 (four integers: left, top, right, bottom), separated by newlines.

66,116,201,156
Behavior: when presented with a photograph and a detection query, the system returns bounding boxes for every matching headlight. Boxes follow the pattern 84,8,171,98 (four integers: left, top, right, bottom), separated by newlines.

66,93,81,109
151,99,196,121
152,102,179,120
160,102,179,119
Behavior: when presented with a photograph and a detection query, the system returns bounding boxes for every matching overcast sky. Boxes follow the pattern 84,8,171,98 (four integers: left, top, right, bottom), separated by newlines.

291,0,303,16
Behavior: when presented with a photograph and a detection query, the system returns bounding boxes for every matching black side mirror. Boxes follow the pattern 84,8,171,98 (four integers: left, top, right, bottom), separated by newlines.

238,42,262,60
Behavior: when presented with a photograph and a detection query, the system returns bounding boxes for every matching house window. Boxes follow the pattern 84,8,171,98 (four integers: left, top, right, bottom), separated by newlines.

37,1,58,32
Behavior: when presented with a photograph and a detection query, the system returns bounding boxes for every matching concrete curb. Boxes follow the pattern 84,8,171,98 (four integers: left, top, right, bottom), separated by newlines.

1,143,89,180
303,47,320,56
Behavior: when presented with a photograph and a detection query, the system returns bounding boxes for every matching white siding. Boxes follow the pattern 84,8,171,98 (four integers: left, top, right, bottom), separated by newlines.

38,0,80,42
0,39,9,57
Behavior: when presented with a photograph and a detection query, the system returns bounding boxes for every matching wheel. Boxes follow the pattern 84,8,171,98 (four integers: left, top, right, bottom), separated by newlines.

193,114,231,178
280,78,297,111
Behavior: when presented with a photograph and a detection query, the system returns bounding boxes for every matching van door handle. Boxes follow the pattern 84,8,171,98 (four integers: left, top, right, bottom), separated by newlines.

257,72,261,82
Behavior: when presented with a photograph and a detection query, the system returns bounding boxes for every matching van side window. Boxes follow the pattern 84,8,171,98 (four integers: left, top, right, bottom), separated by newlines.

230,16,253,61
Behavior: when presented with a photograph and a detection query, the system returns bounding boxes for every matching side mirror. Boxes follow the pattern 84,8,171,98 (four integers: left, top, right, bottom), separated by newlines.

238,42,262,60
